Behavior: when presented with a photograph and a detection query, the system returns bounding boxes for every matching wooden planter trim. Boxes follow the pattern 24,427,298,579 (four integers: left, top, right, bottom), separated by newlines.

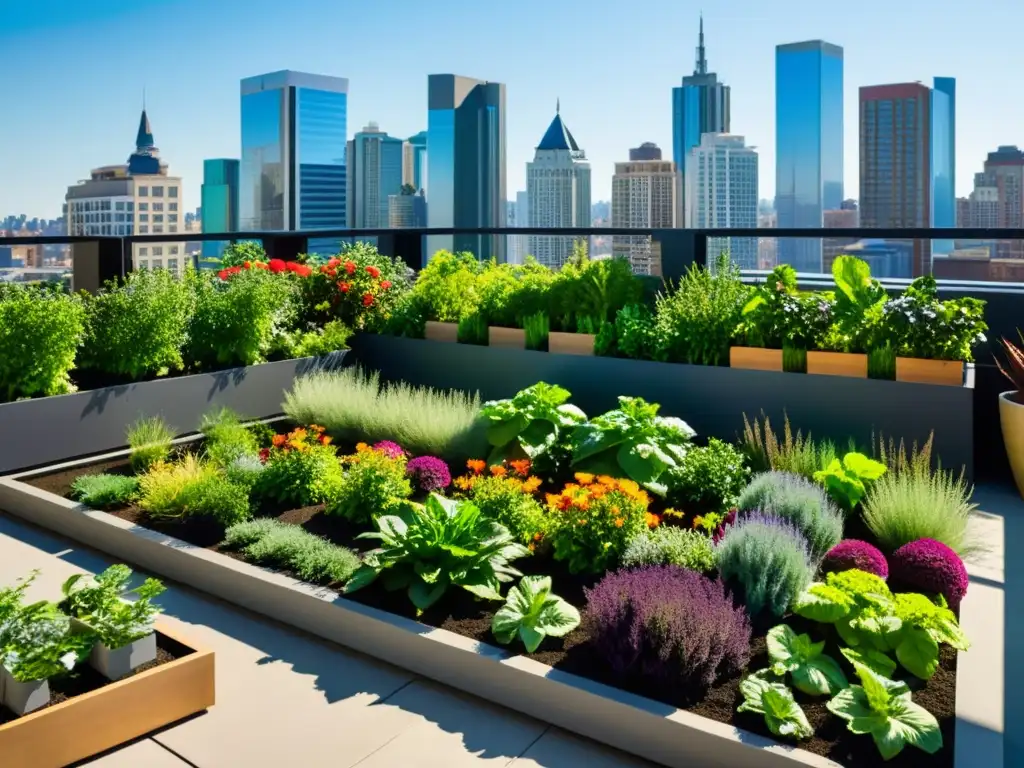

488,326,526,349
0,621,215,768
729,347,783,372
424,321,459,343
548,332,596,356
806,351,868,378
895,357,965,387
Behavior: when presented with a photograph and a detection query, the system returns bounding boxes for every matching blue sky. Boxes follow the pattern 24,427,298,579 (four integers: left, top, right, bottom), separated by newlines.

1,0,1021,219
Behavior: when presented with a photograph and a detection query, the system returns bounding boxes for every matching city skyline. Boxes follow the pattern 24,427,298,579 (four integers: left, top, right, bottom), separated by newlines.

3,0,1021,218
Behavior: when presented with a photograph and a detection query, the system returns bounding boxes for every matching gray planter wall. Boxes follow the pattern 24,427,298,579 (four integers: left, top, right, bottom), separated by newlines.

0,352,347,474
351,335,975,479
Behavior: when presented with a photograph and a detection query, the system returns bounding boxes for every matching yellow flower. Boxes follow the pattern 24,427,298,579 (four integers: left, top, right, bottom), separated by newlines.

614,517,625,528
454,476,475,491
574,472,595,486
596,475,617,486
522,477,542,494
355,442,369,452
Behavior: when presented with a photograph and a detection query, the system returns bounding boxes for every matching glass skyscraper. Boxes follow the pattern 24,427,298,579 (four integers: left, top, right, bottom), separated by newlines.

405,131,428,192
239,70,348,253
427,74,506,263
347,123,404,228
200,158,239,259
932,77,956,254
775,40,844,273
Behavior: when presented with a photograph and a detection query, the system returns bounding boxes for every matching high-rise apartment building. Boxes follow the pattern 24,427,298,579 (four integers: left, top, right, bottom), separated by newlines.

983,145,1024,259
672,16,730,226
775,40,844,273
612,158,677,275
959,171,1000,229
686,133,758,269
823,204,860,275
239,70,348,252
201,158,239,259
403,131,428,192
388,186,427,228
346,122,404,229
630,142,662,161
526,103,591,269
426,74,506,262
65,109,186,274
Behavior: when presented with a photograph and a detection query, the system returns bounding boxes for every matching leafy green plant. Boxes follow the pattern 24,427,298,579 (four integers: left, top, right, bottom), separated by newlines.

523,312,549,351
127,415,175,472
571,396,695,495
176,472,252,526
219,240,266,268
60,565,165,650
813,452,887,511
821,255,886,353
280,319,352,359
460,473,546,546
477,259,554,328
613,304,658,360
879,276,987,362
255,426,343,508
737,671,814,740
839,646,898,679
548,255,642,331
384,293,427,339
739,265,830,354
456,312,488,345
481,383,587,468
70,474,139,508
324,443,413,524
664,438,750,514
766,624,847,696
826,663,942,760
224,519,361,585
1,609,94,683
201,407,261,468
491,575,580,652
246,421,278,449
621,527,717,572
345,494,530,615
867,345,896,380
410,251,483,322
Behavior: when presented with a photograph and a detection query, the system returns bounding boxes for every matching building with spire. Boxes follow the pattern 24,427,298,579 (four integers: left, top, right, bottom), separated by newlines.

65,107,186,274
526,101,591,268
672,15,731,225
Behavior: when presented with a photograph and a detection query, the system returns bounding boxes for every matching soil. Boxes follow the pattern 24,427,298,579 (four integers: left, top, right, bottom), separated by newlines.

25,458,957,766
0,633,192,724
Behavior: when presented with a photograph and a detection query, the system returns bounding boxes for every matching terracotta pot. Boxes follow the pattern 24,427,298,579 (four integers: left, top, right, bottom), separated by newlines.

729,347,783,372
488,327,526,349
806,351,868,378
1000,391,1024,498
895,358,964,387
424,321,458,343
548,332,595,356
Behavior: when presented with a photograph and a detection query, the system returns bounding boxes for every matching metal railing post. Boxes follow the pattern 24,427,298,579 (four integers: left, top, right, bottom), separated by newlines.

264,234,309,262
70,238,127,294
377,231,425,271
653,230,707,283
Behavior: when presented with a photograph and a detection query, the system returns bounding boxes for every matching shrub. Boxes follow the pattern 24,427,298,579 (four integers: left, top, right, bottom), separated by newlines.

862,465,977,556
256,425,343,507
585,565,751,690
410,251,483,322
70,474,138,508
225,454,266,491
665,438,750,514
373,440,406,459
548,255,641,331
283,368,487,461
740,412,838,479
219,240,266,268
201,407,260,468
888,539,969,609
281,320,352,359
613,304,658,360
0,284,85,401
621,527,717,572
454,462,545,545
176,473,252,526
324,443,412,523
137,454,217,517
715,512,814,620
478,259,554,328
79,268,192,380
301,242,409,331
127,416,175,472
737,472,843,563
822,540,889,580
224,519,360,585
406,456,452,493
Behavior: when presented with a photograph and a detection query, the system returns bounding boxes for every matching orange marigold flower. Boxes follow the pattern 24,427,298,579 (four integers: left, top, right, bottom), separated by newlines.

574,472,595,486
574,498,591,512
508,459,531,477
556,495,574,512
692,516,704,530
489,465,508,477
355,442,370,452
646,512,662,528
319,434,333,446
596,475,617,486
309,424,325,434
614,517,625,528
522,477,542,494
533,532,543,541
289,427,307,440
562,483,581,494
528,542,536,552
271,434,287,448
466,459,486,475
610,505,621,516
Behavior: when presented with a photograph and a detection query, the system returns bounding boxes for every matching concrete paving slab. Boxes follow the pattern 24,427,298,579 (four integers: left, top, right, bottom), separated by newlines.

511,728,659,768
80,739,191,768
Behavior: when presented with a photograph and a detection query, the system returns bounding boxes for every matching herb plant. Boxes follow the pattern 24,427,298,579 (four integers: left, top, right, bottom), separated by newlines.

256,425,343,507
454,461,546,545
324,443,412,524
136,454,218,517
664,438,750,514
739,265,829,353
481,383,587,468
621,527,717,572
70,474,139,508
813,451,888,511
523,311,549,351
1,610,93,683
612,304,658,360
408,251,483,322
765,624,847,696
491,575,580,653
127,415,175,472
879,276,987,362
821,255,886,354
200,407,261,468
456,312,488,345
224,519,361,585
61,565,165,650
740,412,838,479
737,472,843,563
737,671,814,740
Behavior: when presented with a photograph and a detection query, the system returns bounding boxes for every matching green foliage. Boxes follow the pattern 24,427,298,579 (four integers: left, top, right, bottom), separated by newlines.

1,608,94,683
410,251,483,322
256,442,343,508
201,407,260,468
613,304,658,360
127,415,175,472
867,345,896,380
740,412,838,480
821,255,886,353
219,241,266,268
0,284,85,401
477,258,554,327
456,312,488,345
246,421,278,449
464,476,546,545
346,494,530,615
176,472,252,526
621,526,717,572
523,311,549,351
60,564,165,650
826,663,942,760
491,575,580,652
223,519,361,585
766,624,848,696
136,454,218,517
813,452,887,511
664,438,750,513
879,276,987,362
839,646,898,679
384,292,428,339
575,315,600,334
79,268,193,379
740,265,831,351
594,320,616,357
548,256,642,331
283,368,487,461
324,446,412,524
70,474,138,508
737,670,814,740
280,320,352,359
481,382,587,468
571,396,695,495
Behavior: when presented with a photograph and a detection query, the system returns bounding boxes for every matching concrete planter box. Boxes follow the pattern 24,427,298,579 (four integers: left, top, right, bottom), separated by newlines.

90,632,158,681
0,352,347,475
1,669,49,716
0,453,1002,768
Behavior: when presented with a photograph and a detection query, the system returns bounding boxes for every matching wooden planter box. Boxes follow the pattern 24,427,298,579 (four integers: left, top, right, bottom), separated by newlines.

424,321,459,343
729,347,783,372
896,357,965,386
548,332,595,356
0,621,215,768
488,326,526,349
806,351,868,378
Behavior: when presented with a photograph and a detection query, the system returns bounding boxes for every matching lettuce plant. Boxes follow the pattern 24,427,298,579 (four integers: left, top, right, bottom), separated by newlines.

345,494,530,615
481,382,587,468
491,575,580,653
826,663,942,760
813,452,887,511
571,396,695,495
839,646,897,679
766,624,847,696
737,670,813,740
61,565,166,650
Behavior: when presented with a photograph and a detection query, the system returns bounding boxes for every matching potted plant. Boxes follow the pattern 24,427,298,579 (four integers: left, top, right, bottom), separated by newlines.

60,565,166,681
997,333,1024,497
410,251,482,343
481,259,553,350
807,255,884,378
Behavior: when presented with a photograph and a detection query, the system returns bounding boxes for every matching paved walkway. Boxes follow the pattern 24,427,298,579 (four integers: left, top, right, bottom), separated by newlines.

0,513,654,768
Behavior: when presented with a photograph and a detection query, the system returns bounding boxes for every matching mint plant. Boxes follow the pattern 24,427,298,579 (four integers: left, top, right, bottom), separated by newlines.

813,451,888,511
766,624,848,696
61,565,166,650
737,670,813,740
481,382,587,468
491,575,580,653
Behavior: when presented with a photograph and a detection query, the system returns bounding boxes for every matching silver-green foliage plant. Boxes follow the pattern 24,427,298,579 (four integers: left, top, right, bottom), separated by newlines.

61,564,166,650
621,527,716,572
481,382,587,467
827,663,942,760
224,519,361,585
127,415,175,472
201,407,261,468
737,670,813,740
766,624,847,696
737,471,843,562
70,473,139,508
345,494,530,615
491,575,580,653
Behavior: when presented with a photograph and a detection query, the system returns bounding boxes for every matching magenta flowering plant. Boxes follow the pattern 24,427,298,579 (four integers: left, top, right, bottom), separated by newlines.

372,441,406,459
888,538,968,609
406,456,452,493
822,539,889,580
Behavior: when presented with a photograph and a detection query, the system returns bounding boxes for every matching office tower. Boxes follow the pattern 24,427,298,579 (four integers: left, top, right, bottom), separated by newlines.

983,145,1024,259
672,16,730,225
932,78,956,235
347,122,404,228
511,191,529,265
201,159,239,259
526,102,591,269
65,108,186,274
388,186,427,228
403,131,428,192
630,142,662,161
775,40,844,272
239,70,348,252
823,204,860,274
686,133,758,269
612,158,677,275
426,74,506,262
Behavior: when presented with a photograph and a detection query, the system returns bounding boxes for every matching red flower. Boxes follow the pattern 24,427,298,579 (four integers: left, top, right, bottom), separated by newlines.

337,281,351,293
243,261,252,269
217,269,229,280
285,261,312,277
258,448,271,463
365,265,381,278
327,258,341,268
380,280,392,290
344,260,356,275
268,259,286,274
362,293,374,307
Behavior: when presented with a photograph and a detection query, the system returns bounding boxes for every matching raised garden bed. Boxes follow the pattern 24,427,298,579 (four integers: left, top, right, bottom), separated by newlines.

0,620,214,768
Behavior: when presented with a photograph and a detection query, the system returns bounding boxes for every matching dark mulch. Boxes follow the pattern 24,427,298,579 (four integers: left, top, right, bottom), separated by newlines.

0,633,192,724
